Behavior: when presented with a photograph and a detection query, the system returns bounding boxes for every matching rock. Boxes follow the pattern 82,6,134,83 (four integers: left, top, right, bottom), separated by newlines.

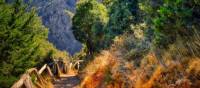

22,0,82,55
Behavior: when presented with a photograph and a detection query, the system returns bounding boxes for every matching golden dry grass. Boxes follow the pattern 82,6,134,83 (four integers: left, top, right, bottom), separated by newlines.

80,51,116,88
79,30,200,88
79,50,200,88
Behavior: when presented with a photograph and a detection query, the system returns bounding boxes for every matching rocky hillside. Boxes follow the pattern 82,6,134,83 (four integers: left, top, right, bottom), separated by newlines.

29,0,82,55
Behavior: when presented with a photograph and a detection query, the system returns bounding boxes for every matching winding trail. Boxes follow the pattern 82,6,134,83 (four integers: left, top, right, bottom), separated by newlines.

53,76,80,88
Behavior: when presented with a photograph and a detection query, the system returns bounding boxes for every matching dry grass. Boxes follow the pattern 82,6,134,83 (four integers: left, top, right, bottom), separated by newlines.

79,50,200,88
80,51,116,88
79,29,200,88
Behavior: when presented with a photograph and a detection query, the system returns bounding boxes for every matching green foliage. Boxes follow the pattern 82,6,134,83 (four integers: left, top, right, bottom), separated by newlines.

138,0,195,48
105,0,134,36
79,0,200,87
194,0,200,5
108,0,200,63
152,0,192,47
72,0,108,54
0,1,69,87
103,0,138,48
0,75,18,88
73,44,87,61
102,0,113,8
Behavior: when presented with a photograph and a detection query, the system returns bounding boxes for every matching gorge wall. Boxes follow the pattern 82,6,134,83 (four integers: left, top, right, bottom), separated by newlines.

25,0,81,55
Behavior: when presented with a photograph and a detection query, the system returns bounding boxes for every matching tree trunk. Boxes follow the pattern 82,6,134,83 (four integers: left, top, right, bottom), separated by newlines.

86,38,94,56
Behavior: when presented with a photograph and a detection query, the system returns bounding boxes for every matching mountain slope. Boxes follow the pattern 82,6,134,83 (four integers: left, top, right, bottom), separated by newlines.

29,0,82,55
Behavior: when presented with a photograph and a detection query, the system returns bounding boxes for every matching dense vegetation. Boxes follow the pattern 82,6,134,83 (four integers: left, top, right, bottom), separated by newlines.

73,0,108,55
73,0,200,88
73,0,200,63
0,0,69,87
1,0,200,87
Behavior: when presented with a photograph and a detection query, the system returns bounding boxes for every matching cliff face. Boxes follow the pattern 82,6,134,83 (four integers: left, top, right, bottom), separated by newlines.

29,0,82,55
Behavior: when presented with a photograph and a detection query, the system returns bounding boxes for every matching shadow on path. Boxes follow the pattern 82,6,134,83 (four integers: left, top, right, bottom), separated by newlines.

53,76,80,88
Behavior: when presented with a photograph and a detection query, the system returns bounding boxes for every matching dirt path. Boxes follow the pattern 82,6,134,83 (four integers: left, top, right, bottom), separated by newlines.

53,76,80,88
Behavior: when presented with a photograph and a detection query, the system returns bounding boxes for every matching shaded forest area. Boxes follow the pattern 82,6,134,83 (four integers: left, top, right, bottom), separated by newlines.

0,0,200,88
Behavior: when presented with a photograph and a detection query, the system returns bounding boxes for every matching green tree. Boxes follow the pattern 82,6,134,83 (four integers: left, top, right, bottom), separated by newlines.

136,0,200,66
72,0,108,55
0,0,68,87
138,0,196,47
152,0,192,47
103,0,138,47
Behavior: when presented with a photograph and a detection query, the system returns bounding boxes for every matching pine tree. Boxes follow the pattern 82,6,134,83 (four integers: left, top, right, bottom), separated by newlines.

0,1,68,87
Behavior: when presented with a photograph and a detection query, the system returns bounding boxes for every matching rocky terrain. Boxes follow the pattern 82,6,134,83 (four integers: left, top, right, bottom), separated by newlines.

29,0,82,55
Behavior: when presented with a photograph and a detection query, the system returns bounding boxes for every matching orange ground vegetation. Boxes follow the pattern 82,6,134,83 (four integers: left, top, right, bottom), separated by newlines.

79,32,200,88
80,51,200,88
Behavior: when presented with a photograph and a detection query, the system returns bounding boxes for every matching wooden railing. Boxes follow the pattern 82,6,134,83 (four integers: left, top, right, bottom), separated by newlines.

11,59,83,88
11,64,55,88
